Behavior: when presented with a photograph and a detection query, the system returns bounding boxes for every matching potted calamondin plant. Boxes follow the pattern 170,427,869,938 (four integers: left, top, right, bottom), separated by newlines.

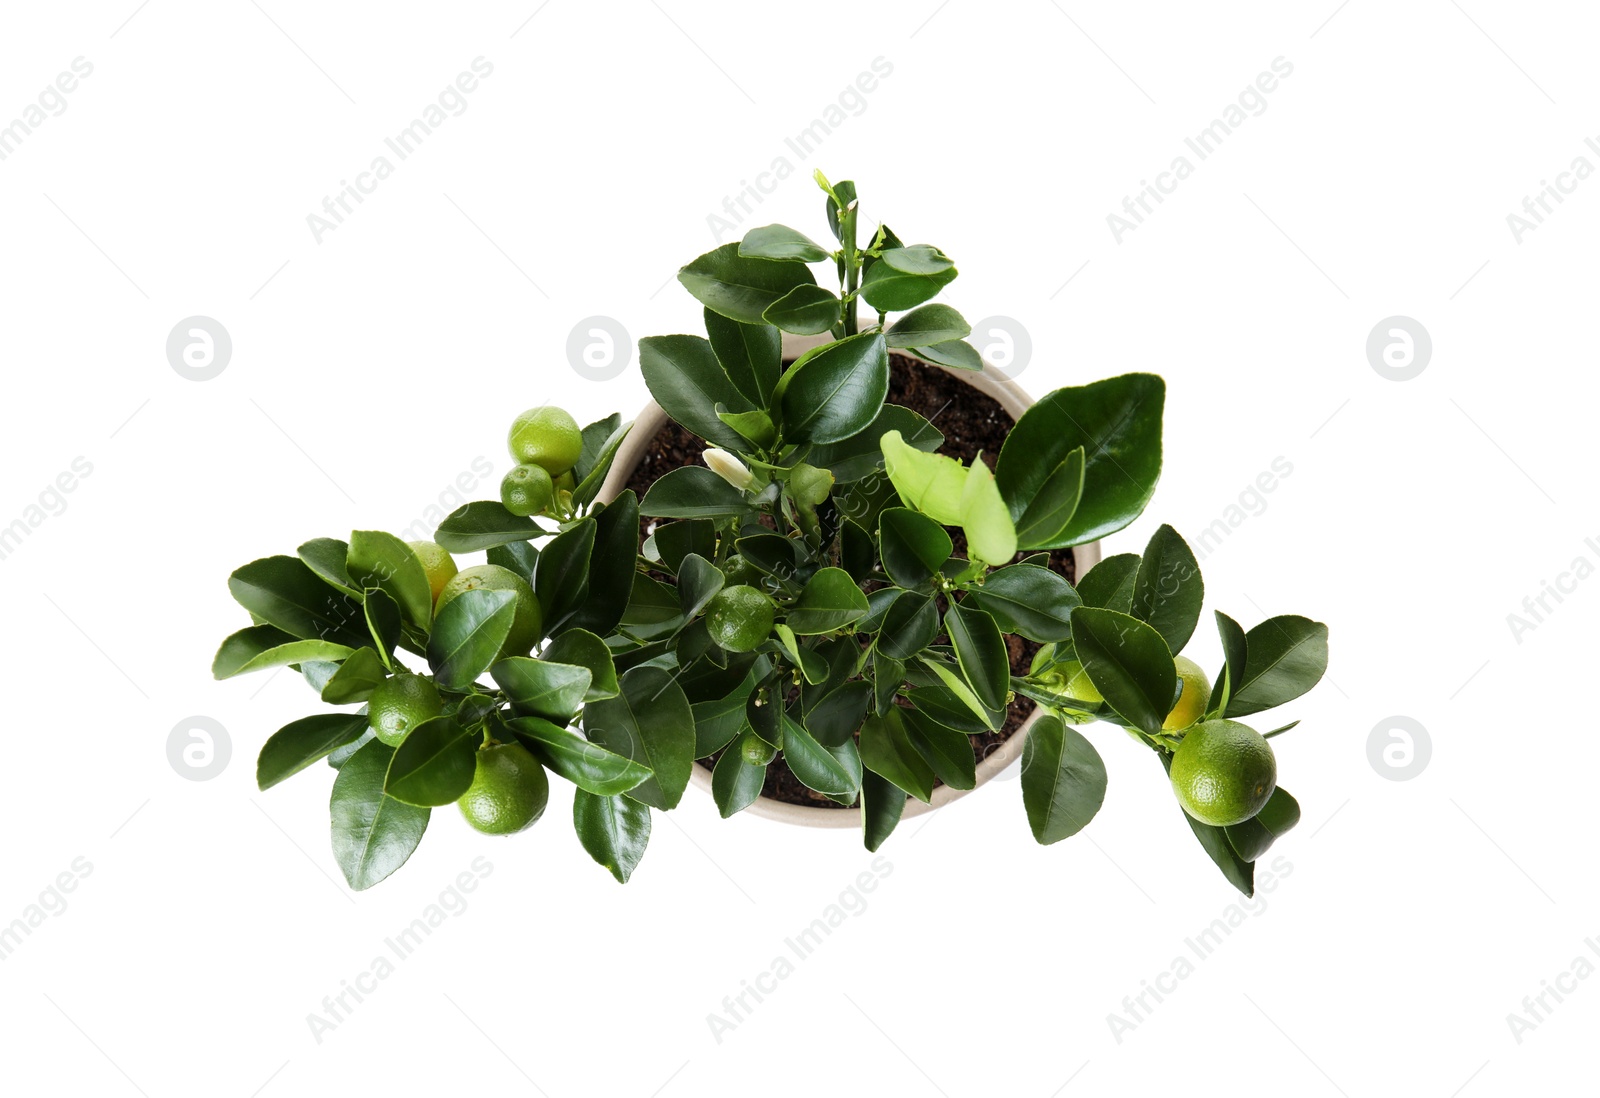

215,173,1328,896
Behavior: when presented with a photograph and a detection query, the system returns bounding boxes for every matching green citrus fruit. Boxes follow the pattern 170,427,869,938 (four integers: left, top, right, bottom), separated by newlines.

1169,719,1277,826
368,674,443,746
508,407,582,475
408,540,458,605
500,463,554,517
738,730,776,765
1163,655,1212,731
457,741,549,835
435,564,542,659
705,585,774,653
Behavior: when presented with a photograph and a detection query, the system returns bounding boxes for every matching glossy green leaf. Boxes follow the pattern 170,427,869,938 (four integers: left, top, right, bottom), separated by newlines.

781,715,862,796
1209,611,1248,715
763,284,840,335
1071,607,1176,734
678,242,818,325
881,244,954,274
654,519,716,575
383,716,477,807
1224,787,1301,861
885,303,969,348
228,555,368,647
860,258,957,311
622,574,683,628
363,588,402,661
543,629,620,700
712,748,767,818
491,658,591,722
1021,713,1108,844
717,408,776,450
638,334,753,451
704,309,781,407
880,429,966,524
257,713,370,791
901,706,977,790
877,591,939,660
691,672,760,757
773,623,830,684
919,657,995,728
573,790,652,883
426,588,516,691
960,460,1017,567
787,567,870,635
859,708,935,802
740,223,830,262
320,647,387,704
1160,751,1254,896
572,420,632,510
534,518,595,638
1013,448,1085,552
583,666,695,810
640,466,749,519
776,332,890,445
570,492,637,637
330,740,430,891
1227,616,1330,718
1131,525,1204,655
996,374,1165,547
506,716,651,796
909,339,982,371
576,413,624,482
677,554,726,620
963,565,1080,642
1076,553,1141,613
879,507,951,588
213,625,353,680
807,404,942,484
348,530,434,627
945,603,1010,711
486,540,539,586
805,680,874,747
297,538,359,595
435,502,545,553
861,769,907,851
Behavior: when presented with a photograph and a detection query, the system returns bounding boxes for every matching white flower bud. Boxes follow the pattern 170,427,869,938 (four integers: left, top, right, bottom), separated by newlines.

703,448,754,491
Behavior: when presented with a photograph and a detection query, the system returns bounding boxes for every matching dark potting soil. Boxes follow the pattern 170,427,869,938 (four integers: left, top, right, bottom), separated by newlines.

624,353,1076,809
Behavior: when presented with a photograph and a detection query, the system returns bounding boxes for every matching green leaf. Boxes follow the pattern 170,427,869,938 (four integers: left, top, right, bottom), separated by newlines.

383,716,477,807
787,567,870,635
491,657,592,722
228,556,368,647
880,429,967,524
1224,787,1301,861
877,591,939,660
654,519,716,574
327,728,374,770
901,706,977,790
776,332,890,445
297,538,359,596
879,507,952,588
534,518,595,638
1209,611,1248,716
960,460,1017,566
1226,616,1329,718
543,631,619,702
427,588,517,691
919,657,995,728
804,680,874,747
506,716,651,796
639,334,754,451
859,709,935,802
712,748,767,818
885,303,970,348
677,554,726,620
257,713,369,791
740,223,831,262
861,769,907,852
320,647,387,703
570,492,638,637
945,603,1010,711
486,541,539,586
996,374,1165,548
806,405,942,484
704,310,781,407
717,408,777,450
1070,607,1177,734
583,666,695,810
213,625,354,679
640,466,749,519
1021,713,1108,844
363,588,403,660
781,714,862,796
1131,525,1204,655
622,574,682,628
691,671,761,757
773,623,830,684
576,413,624,482
330,740,430,891
762,284,841,335
679,242,818,325
1076,553,1141,613
1013,448,1086,552
842,520,875,582
573,420,633,510
573,790,652,883
1160,751,1254,896
909,339,982,371
435,502,545,553
861,257,957,311
347,530,434,627
963,565,1080,642
881,244,954,274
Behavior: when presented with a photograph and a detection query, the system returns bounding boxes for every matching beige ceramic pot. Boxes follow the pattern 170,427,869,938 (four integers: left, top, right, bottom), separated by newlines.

597,333,1101,828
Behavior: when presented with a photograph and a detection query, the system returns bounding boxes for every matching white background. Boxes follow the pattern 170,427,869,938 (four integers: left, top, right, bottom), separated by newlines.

0,2,1591,1095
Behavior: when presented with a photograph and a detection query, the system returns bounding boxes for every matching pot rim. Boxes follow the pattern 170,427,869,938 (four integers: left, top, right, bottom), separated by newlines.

595,333,1101,829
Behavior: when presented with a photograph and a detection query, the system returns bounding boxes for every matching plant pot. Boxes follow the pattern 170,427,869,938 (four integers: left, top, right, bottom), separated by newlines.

597,333,1102,828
